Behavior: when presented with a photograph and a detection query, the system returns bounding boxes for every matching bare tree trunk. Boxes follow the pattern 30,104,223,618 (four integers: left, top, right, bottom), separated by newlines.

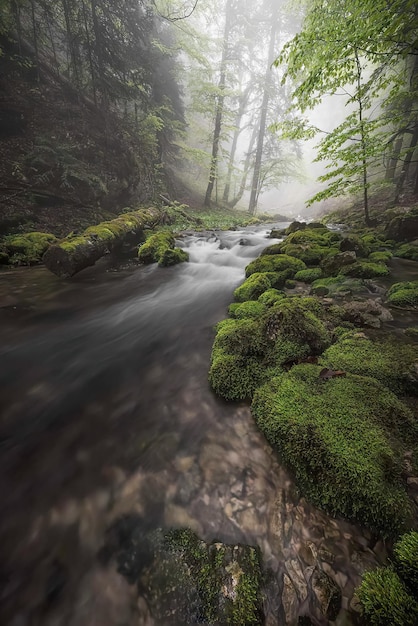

386,135,404,180
222,84,251,204
204,0,234,207
228,124,257,208
30,0,40,81
248,2,279,215
82,0,97,106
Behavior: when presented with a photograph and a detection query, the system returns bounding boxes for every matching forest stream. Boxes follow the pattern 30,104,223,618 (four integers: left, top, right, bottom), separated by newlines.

1,224,415,626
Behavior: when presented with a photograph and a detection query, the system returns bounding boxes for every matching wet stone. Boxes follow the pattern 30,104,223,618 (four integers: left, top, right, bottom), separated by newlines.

310,567,341,621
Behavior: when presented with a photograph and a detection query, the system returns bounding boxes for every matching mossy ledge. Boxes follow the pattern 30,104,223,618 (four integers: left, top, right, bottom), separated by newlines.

138,231,189,267
43,207,161,277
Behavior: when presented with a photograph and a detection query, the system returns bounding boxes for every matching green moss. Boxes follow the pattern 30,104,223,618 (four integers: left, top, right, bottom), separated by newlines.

321,334,418,397
393,531,418,594
252,364,413,536
209,299,330,401
261,243,282,255
229,301,267,319
138,231,188,266
387,281,418,308
395,243,418,261
339,260,390,278
361,233,385,252
294,268,323,283
285,279,296,289
257,289,285,306
279,243,340,266
159,247,189,266
245,254,306,278
284,228,342,247
339,235,370,257
209,351,273,401
405,327,418,340
311,275,365,296
3,231,57,265
368,250,392,262
356,567,418,626
148,528,263,625
234,272,277,302
84,225,117,241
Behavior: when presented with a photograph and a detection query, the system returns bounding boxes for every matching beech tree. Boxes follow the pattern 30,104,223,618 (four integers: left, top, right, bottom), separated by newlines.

278,0,418,223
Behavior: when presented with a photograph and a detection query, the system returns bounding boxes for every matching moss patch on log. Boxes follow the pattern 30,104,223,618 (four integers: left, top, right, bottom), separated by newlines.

2,231,57,265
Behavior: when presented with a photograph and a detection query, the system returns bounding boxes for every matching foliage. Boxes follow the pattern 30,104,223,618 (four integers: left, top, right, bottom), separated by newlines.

387,281,418,308
395,244,418,262
252,364,413,536
356,567,418,626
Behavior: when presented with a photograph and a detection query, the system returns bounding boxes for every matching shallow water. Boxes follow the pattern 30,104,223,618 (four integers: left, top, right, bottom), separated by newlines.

0,226,394,625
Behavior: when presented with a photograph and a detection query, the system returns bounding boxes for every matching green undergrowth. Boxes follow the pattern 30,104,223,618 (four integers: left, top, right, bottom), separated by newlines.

394,243,418,261
138,231,189,266
252,364,414,536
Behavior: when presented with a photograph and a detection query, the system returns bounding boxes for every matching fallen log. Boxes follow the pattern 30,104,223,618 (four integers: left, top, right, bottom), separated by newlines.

43,207,161,277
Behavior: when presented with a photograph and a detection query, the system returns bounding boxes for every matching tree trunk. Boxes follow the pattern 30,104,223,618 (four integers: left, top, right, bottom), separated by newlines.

204,0,234,207
386,135,404,180
248,2,279,215
222,84,251,204
395,124,418,203
228,124,257,208
43,208,161,277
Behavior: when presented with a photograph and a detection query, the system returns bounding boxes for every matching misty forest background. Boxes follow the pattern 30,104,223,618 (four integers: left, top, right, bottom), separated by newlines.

0,0,417,236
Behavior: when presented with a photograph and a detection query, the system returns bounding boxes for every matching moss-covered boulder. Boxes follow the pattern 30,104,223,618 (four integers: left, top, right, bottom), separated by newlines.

3,231,57,265
234,272,278,302
385,210,418,242
257,289,285,306
138,231,189,266
294,268,323,283
285,220,306,234
394,243,418,261
320,251,357,276
228,301,267,320
339,235,369,257
356,567,418,626
321,333,418,395
338,260,390,279
245,253,306,278
387,281,418,308
252,364,414,535
279,243,339,266
311,275,365,297
368,250,392,263
393,531,418,595
142,528,263,625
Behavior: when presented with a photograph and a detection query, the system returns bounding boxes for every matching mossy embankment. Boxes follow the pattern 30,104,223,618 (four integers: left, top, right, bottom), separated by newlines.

209,219,418,540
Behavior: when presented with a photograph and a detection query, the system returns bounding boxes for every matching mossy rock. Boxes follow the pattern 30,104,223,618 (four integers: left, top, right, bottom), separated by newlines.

251,364,413,536
387,281,418,308
229,301,267,320
285,279,297,289
321,333,418,396
368,250,392,262
245,254,306,278
394,243,418,261
285,221,306,234
3,231,57,265
257,289,285,306
361,233,386,252
356,567,418,626
138,232,188,266
234,272,277,302
338,260,390,279
284,228,341,247
339,235,369,257
405,327,418,340
261,243,283,255
311,275,365,297
269,229,286,238
393,531,418,595
294,268,323,283
122,526,264,626
280,243,339,266
209,299,330,401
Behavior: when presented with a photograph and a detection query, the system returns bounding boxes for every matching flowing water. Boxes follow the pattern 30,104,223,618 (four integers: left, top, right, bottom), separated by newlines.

0,226,390,626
